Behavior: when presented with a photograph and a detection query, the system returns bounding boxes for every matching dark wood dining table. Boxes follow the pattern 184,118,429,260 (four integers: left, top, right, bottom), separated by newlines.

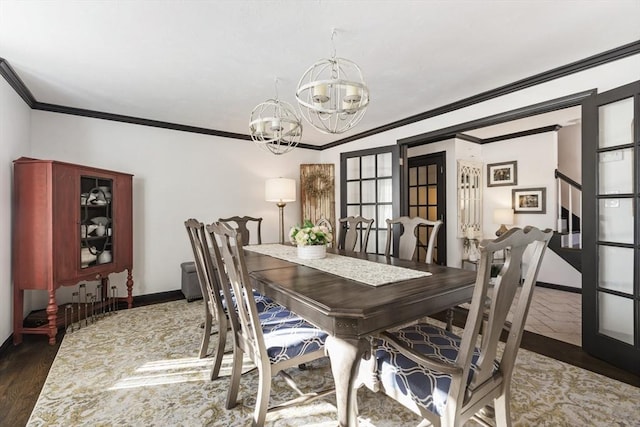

244,246,477,427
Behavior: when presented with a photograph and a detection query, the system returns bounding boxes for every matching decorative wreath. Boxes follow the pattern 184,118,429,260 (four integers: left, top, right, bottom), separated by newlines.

302,169,334,199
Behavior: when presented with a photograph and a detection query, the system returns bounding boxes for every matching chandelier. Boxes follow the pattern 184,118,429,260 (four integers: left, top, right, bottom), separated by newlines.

249,79,302,155
295,30,369,135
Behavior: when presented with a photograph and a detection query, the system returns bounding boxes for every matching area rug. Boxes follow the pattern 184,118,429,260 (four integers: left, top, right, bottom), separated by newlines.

27,300,640,426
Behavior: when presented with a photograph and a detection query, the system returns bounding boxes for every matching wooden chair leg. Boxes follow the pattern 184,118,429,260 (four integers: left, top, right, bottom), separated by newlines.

253,364,271,427
210,317,227,381
226,347,243,409
494,391,512,427
199,311,212,358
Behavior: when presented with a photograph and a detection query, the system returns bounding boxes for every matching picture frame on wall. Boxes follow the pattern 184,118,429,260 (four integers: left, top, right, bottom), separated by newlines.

512,187,546,214
487,161,517,187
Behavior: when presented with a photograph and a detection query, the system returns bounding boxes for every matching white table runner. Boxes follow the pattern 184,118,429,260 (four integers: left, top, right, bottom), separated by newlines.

244,244,431,287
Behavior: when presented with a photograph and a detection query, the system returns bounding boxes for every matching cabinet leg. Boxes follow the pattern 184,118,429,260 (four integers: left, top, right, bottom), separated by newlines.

126,268,134,308
46,289,58,345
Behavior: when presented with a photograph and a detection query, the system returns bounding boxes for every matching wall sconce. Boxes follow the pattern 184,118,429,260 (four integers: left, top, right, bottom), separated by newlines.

493,208,514,236
265,178,296,244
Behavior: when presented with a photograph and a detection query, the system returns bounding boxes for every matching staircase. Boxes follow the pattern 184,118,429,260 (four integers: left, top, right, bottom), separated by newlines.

551,169,582,272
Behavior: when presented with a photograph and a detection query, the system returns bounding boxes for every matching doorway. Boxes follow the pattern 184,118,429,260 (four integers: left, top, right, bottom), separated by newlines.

406,152,447,265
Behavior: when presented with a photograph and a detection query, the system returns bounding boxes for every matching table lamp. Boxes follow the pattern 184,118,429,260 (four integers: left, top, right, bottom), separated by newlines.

265,178,296,244
493,208,514,236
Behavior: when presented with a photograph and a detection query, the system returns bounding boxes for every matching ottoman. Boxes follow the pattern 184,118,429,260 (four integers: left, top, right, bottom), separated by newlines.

180,261,202,302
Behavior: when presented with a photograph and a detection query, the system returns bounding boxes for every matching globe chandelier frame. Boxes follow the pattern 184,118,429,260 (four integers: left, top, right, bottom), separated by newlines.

249,78,303,155
295,29,370,135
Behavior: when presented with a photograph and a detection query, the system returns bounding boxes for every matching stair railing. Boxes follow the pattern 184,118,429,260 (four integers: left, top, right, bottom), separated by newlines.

555,169,582,249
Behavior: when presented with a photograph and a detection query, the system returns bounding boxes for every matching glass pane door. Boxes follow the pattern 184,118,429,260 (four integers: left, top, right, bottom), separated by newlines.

582,81,639,375
408,152,447,264
341,146,400,254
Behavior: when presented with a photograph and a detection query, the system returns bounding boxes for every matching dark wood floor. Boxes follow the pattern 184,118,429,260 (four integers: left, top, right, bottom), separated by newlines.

1,294,639,427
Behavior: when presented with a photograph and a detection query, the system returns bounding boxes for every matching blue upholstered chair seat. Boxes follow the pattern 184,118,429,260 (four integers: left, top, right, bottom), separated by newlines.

376,323,494,417
222,290,278,312
252,291,278,312
259,307,328,364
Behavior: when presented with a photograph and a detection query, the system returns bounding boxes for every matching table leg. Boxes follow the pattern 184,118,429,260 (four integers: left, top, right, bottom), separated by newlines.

325,335,369,427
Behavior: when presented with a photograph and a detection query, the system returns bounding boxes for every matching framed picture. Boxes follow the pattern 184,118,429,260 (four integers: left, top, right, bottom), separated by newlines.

512,187,546,214
487,161,517,187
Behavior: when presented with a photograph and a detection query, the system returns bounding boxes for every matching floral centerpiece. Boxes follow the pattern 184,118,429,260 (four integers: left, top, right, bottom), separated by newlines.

289,220,333,259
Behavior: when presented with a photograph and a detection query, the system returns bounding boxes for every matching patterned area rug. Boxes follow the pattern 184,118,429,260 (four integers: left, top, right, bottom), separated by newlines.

27,300,640,426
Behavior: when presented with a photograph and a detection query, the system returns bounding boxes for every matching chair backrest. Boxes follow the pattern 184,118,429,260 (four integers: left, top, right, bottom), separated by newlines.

206,222,268,362
184,219,225,321
315,217,334,247
218,216,262,245
385,216,443,263
452,226,552,413
338,215,374,252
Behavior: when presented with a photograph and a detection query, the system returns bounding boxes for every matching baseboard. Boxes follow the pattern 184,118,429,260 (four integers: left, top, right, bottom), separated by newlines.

133,290,185,306
536,281,582,294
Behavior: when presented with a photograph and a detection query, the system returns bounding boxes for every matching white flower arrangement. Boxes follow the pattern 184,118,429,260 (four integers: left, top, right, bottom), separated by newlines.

289,220,333,246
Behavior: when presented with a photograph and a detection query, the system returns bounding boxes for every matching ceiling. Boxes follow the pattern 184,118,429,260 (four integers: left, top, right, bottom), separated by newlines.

1,1,638,147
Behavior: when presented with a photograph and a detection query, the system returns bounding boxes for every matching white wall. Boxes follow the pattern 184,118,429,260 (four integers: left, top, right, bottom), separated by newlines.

558,123,582,221
481,132,558,235
0,78,31,343
29,111,319,304
558,124,581,184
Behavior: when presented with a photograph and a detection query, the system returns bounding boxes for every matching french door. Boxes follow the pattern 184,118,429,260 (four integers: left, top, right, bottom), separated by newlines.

582,80,640,374
406,152,447,265
340,146,400,254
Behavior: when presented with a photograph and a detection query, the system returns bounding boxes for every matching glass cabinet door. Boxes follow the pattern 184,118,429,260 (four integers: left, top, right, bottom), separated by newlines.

80,176,113,268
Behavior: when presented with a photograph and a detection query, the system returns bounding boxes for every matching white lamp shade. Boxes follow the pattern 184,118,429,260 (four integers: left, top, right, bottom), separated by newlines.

265,178,296,202
493,208,514,225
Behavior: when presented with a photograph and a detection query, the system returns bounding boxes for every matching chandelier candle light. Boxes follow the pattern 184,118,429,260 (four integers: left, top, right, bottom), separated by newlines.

250,79,303,155
265,178,296,244
296,29,370,134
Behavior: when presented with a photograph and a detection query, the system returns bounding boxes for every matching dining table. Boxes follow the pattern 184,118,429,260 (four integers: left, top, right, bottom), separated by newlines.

243,244,477,427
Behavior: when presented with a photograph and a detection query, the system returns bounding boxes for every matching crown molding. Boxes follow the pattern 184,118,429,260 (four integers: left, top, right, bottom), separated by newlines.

0,57,36,108
322,40,640,150
2,40,638,150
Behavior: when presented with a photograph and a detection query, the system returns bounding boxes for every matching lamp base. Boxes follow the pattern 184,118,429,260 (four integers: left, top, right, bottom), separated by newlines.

495,224,509,237
277,202,286,244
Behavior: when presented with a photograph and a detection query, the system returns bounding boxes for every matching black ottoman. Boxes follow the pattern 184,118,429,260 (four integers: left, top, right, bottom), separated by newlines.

180,261,202,302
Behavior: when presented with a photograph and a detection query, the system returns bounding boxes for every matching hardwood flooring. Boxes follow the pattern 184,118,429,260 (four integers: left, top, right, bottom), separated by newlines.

1,291,638,427
0,333,62,427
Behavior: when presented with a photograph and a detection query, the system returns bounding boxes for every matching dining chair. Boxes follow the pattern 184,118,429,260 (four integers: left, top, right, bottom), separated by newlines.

218,215,262,245
207,221,334,426
369,226,552,427
338,215,374,252
385,216,443,263
314,217,333,247
184,218,228,381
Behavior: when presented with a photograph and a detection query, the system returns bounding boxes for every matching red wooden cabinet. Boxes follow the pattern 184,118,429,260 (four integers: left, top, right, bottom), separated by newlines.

12,157,134,344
